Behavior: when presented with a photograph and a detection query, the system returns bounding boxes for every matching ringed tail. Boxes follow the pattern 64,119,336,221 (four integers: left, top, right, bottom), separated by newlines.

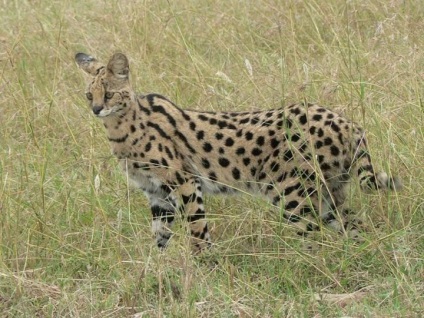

353,138,402,192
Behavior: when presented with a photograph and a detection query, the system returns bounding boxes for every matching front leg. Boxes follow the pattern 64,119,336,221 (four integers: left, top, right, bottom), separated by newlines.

178,177,211,254
145,186,177,249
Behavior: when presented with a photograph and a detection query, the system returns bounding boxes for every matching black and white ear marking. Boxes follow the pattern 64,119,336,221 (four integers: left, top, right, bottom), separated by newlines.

75,53,96,65
75,53,103,76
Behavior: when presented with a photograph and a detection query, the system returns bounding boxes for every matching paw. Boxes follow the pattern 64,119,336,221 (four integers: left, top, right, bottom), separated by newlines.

190,236,212,255
156,232,172,249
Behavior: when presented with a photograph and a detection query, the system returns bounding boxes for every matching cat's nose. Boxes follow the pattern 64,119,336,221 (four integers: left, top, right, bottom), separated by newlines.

92,105,104,115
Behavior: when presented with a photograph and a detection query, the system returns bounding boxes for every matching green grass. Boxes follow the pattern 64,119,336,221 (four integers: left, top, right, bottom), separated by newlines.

0,0,423,316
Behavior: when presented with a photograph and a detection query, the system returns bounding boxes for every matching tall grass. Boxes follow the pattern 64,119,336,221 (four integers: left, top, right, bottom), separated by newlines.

0,0,422,316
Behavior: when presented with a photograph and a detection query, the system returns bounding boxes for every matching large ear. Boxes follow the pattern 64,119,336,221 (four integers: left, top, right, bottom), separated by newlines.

107,53,129,79
75,53,104,76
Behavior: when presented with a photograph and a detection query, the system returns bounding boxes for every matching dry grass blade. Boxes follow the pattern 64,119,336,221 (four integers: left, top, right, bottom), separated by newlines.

0,272,62,300
314,291,367,308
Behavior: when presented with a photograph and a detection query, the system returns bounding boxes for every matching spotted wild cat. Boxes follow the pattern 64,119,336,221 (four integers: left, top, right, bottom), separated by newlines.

75,52,401,253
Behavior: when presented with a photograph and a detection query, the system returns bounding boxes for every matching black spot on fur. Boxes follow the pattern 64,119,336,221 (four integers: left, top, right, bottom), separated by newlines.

330,122,340,133
300,206,313,215
312,114,322,121
306,223,316,231
218,120,228,129
285,200,299,210
290,107,301,115
283,149,294,161
165,146,174,160
270,138,280,148
286,118,293,129
276,120,284,129
324,137,333,145
203,142,213,152
330,145,340,156
291,133,301,142
252,148,263,156
284,183,302,196
256,136,265,146
145,142,152,152
225,137,235,147
232,167,241,180
315,140,323,149
270,162,280,172
149,159,160,166
202,158,210,169
236,147,245,155
197,130,205,140
209,172,217,181
258,172,267,180
182,193,196,205
320,162,331,171
288,215,301,223
198,114,208,121
187,211,205,223
251,117,260,125
277,172,287,182
161,158,168,167
175,172,186,185
299,114,307,125
245,132,253,140
218,157,230,167
298,142,307,153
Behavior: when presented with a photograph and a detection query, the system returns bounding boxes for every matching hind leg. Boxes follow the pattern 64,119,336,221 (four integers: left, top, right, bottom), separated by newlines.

325,180,366,240
266,179,322,237
266,177,361,240
319,181,348,232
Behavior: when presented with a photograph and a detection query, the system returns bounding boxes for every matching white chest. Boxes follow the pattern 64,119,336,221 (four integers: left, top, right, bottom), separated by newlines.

118,159,163,193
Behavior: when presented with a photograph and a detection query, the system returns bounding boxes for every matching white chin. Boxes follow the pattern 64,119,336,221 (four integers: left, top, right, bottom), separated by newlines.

97,106,121,117
97,110,114,117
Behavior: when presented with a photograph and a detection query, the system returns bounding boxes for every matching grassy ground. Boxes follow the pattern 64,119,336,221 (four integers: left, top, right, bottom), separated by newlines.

0,0,423,316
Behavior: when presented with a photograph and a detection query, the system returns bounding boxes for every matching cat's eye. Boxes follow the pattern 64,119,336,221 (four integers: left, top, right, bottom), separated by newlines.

105,92,114,99
86,92,93,100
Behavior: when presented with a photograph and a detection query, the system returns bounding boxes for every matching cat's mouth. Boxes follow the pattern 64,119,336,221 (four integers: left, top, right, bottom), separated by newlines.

93,106,120,117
